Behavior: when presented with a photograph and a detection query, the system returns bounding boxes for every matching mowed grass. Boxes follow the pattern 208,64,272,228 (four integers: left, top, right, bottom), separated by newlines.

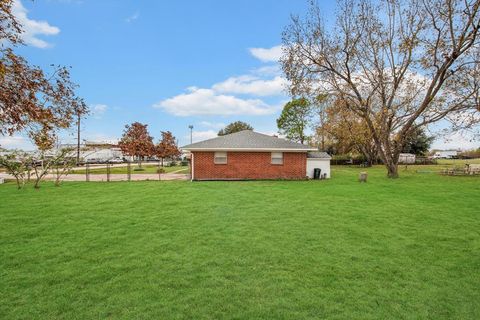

437,158,480,165
0,166,479,319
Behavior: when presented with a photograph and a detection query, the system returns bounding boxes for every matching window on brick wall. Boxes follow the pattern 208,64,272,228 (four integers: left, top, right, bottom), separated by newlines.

271,152,283,165
214,152,227,164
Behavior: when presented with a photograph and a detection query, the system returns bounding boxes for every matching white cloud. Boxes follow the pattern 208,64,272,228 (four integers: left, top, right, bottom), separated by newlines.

251,65,282,76
12,0,60,48
0,135,35,150
199,121,225,129
89,104,108,120
187,130,218,143
91,104,108,119
125,11,140,23
249,45,283,62
212,75,287,96
154,44,288,117
154,87,278,116
432,131,479,150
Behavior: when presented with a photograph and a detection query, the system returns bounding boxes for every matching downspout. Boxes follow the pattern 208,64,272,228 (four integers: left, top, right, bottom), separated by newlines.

190,152,194,181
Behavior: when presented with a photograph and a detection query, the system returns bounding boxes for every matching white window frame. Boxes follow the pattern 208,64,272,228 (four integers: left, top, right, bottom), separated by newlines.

214,152,227,164
271,152,283,165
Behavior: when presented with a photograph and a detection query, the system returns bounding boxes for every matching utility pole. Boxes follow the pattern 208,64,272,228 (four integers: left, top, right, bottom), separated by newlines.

188,125,193,144
77,112,82,166
76,112,81,165
72,98,87,165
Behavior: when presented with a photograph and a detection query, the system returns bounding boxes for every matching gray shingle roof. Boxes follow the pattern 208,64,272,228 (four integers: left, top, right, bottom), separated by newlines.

181,130,317,151
307,151,331,159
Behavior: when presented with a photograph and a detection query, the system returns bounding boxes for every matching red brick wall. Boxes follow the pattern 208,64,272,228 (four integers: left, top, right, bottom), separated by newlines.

192,151,307,180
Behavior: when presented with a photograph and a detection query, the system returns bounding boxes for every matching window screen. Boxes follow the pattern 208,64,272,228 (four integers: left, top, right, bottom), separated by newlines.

271,152,283,164
214,152,227,164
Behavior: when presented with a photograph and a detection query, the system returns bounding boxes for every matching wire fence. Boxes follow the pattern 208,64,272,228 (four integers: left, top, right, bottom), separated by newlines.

81,162,188,182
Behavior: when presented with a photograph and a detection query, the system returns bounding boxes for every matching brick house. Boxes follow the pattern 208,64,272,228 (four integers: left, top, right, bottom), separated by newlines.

181,130,331,181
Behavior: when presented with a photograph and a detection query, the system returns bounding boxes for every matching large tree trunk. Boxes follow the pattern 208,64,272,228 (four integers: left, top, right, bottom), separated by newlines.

385,160,399,178
382,145,401,178
368,129,401,178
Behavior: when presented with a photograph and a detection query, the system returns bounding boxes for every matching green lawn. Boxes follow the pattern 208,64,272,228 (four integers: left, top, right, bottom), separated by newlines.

70,164,189,174
1,166,479,319
436,158,480,165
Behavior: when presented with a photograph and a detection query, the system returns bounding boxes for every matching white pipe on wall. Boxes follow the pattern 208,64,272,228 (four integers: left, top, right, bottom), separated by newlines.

191,153,194,181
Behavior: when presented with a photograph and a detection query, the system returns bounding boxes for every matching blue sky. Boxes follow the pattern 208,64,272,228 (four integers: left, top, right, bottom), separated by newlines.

1,0,476,150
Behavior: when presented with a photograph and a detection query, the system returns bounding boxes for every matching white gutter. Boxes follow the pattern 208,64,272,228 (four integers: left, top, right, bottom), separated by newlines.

307,157,331,160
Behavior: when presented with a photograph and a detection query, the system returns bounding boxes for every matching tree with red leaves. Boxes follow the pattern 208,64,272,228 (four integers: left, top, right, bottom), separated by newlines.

155,131,181,166
0,0,87,149
118,122,155,167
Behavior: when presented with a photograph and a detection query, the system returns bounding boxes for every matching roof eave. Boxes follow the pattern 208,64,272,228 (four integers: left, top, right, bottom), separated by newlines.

307,156,332,160
182,147,318,152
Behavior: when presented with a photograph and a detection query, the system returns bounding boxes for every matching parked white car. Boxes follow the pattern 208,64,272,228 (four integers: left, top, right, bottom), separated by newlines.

107,158,124,164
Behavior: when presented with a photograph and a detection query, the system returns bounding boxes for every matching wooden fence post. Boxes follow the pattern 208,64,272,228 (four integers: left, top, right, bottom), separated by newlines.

127,162,131,181
158,161,161,181
106,162,111,182
86,163,90,182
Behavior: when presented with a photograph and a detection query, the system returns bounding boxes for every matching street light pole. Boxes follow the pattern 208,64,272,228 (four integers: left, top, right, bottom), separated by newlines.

188,125,193,144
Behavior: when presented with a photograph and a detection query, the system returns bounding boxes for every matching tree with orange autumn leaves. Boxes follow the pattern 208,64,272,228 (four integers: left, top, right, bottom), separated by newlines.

155,131,181,166
0,0,87,149
317,99,379,166
118,122,155,167
118,124,181,167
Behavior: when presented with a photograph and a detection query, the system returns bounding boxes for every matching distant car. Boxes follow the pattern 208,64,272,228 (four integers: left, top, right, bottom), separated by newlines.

107,158,124,164
432,151,458,159
31,160,43,167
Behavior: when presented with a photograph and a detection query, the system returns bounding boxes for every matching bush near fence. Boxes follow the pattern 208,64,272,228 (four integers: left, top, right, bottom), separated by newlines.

414,157,437,165
331,155,373,166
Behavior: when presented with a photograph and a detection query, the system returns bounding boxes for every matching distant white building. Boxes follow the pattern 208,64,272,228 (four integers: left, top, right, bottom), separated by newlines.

58,141,123,162
433,150,458,159
82,148,123,162
398,153,416,164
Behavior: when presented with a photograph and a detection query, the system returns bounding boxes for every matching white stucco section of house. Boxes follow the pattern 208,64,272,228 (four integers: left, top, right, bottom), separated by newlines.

306,158,331,179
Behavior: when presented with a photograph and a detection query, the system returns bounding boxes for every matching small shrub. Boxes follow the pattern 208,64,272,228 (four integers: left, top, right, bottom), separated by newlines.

133,168,145,172
181,160,189,166
157,168,165,174
170,161,177,167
